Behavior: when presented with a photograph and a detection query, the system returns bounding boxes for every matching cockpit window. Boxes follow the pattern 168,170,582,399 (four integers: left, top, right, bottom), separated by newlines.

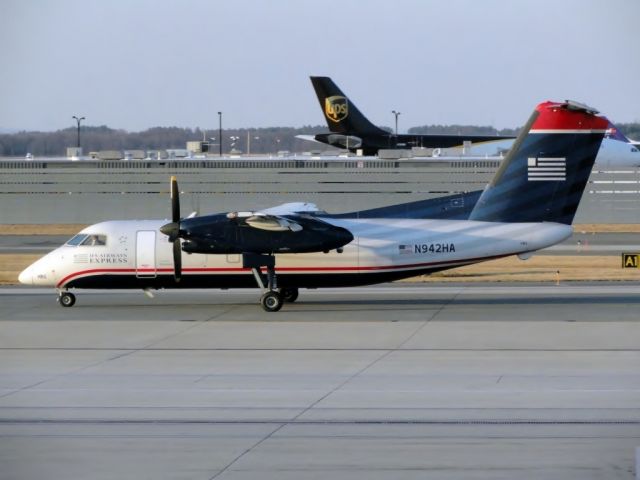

80,234,107,246
632,147,638,153
66,234,88,246
65,234,107,246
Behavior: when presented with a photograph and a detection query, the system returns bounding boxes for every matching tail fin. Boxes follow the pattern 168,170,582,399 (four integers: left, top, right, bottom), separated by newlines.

604,119,633,143
310,76,387,136
469,100,608,225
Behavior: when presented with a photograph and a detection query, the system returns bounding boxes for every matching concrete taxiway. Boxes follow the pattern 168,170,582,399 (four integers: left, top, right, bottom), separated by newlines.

0,284,639,479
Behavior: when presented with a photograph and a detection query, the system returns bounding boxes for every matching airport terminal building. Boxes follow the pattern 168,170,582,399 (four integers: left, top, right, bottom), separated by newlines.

1,155,639,224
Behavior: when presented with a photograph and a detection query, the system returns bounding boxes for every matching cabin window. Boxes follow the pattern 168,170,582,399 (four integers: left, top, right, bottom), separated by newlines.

80,234,107,246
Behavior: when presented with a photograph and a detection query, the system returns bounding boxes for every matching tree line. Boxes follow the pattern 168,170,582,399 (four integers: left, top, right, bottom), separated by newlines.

1,123,639,157
0,125,331,157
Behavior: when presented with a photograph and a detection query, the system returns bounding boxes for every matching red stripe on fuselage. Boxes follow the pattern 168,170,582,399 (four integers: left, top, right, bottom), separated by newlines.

57,268,137,287
56,252,514,288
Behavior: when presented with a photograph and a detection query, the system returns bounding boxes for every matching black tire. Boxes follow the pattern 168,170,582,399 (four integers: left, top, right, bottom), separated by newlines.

59,292,76,308
260,291,283,312
280,287,299,303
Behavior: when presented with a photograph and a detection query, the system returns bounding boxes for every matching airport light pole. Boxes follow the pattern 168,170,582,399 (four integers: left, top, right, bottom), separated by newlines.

218,112,222,156
247,134,259,155
246,131,253,155
72,115,85,148
391,110,401,136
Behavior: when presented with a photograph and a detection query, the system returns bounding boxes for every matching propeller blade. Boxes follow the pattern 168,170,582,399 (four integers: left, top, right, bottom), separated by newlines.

173,238,182,282
170,176,180,223
163,176,182,282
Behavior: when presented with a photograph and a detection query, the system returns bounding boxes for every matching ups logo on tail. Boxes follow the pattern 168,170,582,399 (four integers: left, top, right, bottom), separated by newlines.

325,96,348,123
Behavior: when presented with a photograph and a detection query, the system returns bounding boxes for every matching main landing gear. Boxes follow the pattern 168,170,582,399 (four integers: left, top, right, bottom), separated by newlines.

280,287,299,303
58,290,76,307
244,253,298,312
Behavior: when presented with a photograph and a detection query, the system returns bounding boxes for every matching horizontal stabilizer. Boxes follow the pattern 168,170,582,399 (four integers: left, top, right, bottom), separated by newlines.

295,134,325,144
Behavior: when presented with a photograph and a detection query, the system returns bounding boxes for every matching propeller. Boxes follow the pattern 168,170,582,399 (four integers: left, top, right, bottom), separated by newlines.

172,236,182,282
159,176,182,282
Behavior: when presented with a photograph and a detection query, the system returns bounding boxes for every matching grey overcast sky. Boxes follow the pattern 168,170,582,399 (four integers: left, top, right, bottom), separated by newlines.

1,0,639,132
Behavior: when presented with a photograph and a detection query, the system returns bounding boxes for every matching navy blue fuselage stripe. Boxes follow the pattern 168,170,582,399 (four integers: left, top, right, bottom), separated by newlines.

328,190,483,220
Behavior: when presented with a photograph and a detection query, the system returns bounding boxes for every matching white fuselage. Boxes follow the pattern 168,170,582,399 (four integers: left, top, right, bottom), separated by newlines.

19,217,572,290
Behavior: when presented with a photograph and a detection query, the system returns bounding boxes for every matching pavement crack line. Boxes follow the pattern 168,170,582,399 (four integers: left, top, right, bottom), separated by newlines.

207,348,396,480
392,286,465,350
93,305,241,367
207,290,466,479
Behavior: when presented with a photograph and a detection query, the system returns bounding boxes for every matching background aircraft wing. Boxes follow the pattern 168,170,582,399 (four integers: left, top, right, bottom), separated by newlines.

259,202,322,215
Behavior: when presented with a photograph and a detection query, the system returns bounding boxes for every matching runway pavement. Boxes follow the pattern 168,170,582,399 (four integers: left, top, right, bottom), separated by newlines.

0,284,639,479
0,235,67,253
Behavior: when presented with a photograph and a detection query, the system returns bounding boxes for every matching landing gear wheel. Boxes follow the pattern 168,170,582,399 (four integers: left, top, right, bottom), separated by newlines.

58,292,76,308
260,291,283,312
280,287,299,303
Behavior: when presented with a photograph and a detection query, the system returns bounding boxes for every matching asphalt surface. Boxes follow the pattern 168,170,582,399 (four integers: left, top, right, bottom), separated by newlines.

1,284,639,479
0,235,68,253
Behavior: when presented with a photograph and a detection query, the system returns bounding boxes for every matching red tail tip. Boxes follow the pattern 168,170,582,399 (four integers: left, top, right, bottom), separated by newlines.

532,100,608,131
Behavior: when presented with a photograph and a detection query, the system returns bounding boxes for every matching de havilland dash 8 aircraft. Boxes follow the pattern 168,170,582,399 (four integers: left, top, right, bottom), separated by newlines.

19,100,608,312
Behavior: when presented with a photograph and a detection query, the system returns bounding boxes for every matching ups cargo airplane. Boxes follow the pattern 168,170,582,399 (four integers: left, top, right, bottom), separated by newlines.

304,76,640,167
305,75,515,155
20,100,608,312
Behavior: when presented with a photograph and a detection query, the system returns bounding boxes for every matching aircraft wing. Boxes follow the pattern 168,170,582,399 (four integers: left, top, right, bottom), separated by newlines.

259,202,322,215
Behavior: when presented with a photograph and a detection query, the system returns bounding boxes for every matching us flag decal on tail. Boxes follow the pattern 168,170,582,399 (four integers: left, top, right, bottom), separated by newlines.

527,157,566,181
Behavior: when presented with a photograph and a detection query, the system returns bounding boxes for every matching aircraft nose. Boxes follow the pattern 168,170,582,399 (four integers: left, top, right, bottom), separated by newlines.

18,266,33,285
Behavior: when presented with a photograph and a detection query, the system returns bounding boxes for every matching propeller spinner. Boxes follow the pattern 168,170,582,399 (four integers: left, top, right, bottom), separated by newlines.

159,176,182,282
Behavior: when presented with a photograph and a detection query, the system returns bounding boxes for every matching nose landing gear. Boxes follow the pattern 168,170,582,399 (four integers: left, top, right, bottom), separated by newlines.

58,291,76,307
